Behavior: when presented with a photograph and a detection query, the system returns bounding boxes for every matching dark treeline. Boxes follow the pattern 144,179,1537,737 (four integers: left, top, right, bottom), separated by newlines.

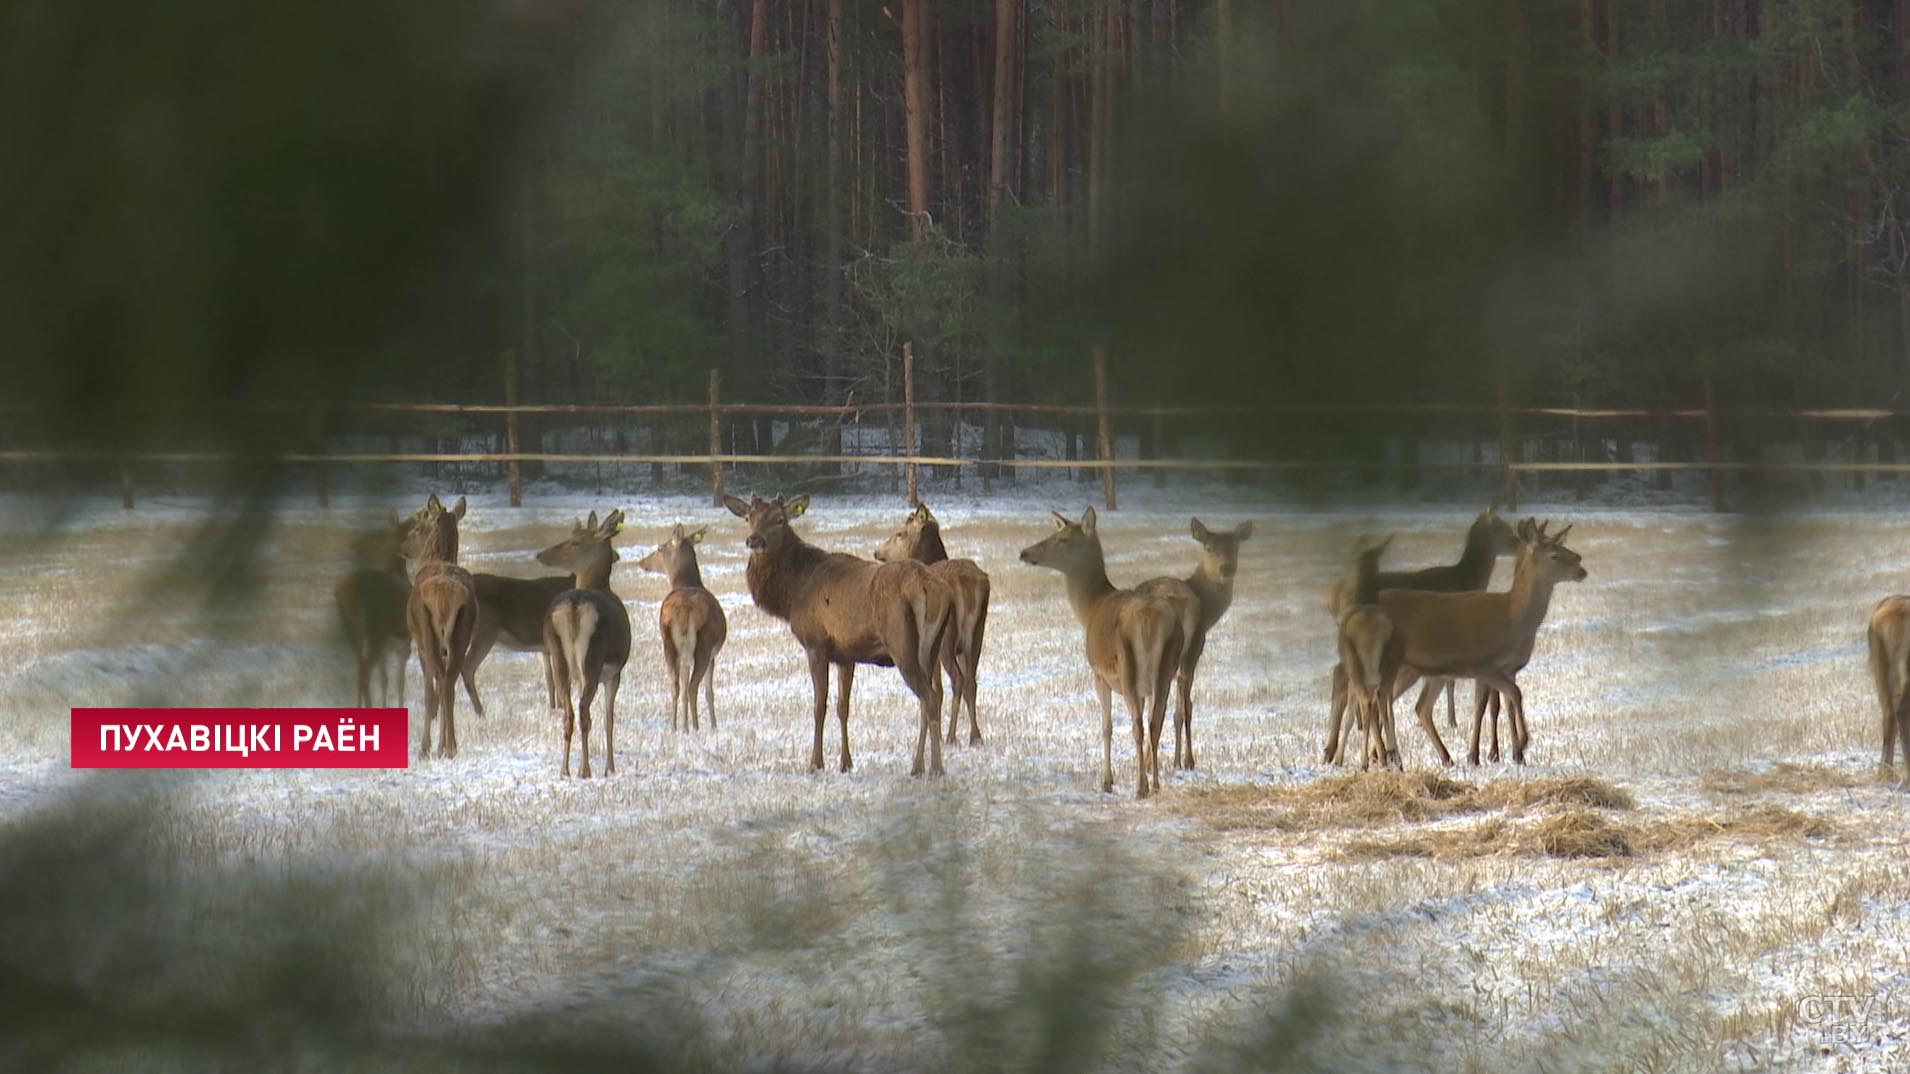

10,1,1910,469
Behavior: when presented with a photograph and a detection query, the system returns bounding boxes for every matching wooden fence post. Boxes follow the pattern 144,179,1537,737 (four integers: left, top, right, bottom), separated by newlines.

1703,375,1725,512
903,342,919,505
708,369,725,507
1495,356,1519,510
310,408,330,508
503,349,523,507
118,460,135,510
1151,410,1166,490
1093,344,1118,510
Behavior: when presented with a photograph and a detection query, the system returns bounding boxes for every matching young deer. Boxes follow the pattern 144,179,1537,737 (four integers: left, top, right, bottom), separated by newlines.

636,523,727,734
403,495,478,759
1325,503,1520,740
1865,595,1910,779
335,513,411,707
1335,536,1403,770
538,510,631,778
1370,519,1587,766
1020,507,1185,799
874,501,990,746
725,493,955,777
1136,518,1253,770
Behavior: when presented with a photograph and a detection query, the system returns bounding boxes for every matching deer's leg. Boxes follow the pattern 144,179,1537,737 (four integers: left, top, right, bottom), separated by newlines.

1380,676,1402,769
1466,683,1488,766
1476,675,1523,765
1411,682,1454,766
1324,662,1350,764
965,607,986,746
551,644,574,777
603,665,621,776
460,625,492,721
1096,678,1115,794
1895,695,1910,781
355,643,373,709
1123,682,1149,800
1444,680,1458,729
412,625,440,760
663,635,682,733
836,663,856,773
941,642,963,746
804,650,829,771
576,671,598,779
1488,690,1503,763
541,651,556,712
703,653,717,731
1177,636,1204,770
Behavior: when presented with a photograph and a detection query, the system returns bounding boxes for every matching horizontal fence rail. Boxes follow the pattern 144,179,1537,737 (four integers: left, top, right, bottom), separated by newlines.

7,350,1910,511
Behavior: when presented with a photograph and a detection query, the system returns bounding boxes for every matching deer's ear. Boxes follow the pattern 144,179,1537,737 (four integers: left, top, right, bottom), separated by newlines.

786,494,810,518
1190,518,1211,542
1235,520,1254,540
689,526,708,545
450,497,467,520
1050,509,1070,529
586,511,599,531
603,509,625,535
1081,505,1098,533
723,495,750,518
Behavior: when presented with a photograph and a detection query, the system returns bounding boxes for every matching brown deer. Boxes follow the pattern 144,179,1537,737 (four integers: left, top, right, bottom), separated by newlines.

1323,503,1520,759
1866,596,1910,779
1352,519,1587,767
335,512,411,707
538,510,631,778
724,493,955,777
874,501,990,746
1335,536,1403,769
402,494,478,759
1019,507,1185,799
636,523,727,733
1136,518,1253,770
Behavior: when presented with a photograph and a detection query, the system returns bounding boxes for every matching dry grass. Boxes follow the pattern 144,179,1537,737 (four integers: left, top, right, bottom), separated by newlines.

1698,761,1882,796
1336,804,1838,862
1176,772,1635,834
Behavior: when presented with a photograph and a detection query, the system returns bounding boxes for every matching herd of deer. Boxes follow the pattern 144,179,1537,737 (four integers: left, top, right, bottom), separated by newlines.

335,492,1601,796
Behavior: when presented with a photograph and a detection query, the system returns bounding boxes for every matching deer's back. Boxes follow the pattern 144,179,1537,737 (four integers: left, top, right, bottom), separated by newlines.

476,573,573,648
1376,588,1514,676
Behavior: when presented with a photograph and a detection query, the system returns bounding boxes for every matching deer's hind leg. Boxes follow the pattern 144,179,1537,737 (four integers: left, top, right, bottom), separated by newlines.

835,662,856,773
602,664,622,776
1095,678,1115,794
1410,677,1454,766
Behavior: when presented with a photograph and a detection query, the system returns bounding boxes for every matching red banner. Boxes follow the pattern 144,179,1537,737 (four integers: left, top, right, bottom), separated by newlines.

71,708,409,769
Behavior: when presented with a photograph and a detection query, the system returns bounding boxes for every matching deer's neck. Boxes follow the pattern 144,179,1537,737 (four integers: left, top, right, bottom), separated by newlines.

572,552,616,593
747,537,829,621
1452,526,1499,589
913,524,950,564
1060,548,1118,626
1502,568,1562,660
1187,566,1234,629
668,557,705,591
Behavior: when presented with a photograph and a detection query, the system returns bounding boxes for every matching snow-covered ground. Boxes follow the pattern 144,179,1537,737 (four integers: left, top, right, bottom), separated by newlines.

3,489,1909,1071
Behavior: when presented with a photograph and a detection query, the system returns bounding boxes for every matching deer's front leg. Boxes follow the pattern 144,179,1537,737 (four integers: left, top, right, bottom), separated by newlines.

1410,676,1453,766
806,649,830,772
1095,678,1115,793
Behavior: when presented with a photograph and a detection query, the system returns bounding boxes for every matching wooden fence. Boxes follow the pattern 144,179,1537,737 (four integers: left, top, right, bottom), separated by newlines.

8,345,1910,511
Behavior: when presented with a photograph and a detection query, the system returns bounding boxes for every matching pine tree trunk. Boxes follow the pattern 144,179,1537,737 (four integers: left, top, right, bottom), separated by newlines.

988,0,1019,224
901,0,931,238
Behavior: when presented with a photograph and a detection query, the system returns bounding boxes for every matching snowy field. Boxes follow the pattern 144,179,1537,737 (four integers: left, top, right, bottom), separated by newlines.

3,487,1910,1071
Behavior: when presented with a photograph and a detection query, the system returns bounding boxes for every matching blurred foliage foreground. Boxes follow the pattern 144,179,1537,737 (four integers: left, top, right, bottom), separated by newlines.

0,779,1344,1074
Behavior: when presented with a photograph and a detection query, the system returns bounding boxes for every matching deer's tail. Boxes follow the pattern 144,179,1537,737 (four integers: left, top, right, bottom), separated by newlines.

426,588,472,674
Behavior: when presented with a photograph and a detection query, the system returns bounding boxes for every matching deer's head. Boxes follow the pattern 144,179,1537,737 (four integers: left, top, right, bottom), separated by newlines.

1472,501,1522,557
402,494,465,563
1019,506,1103,572
1190,517,1253,580
537,509,624,574
724,493,808,554
874,501,936,563
351,510,410,572
636,522,707,576
1514,518,1587,584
